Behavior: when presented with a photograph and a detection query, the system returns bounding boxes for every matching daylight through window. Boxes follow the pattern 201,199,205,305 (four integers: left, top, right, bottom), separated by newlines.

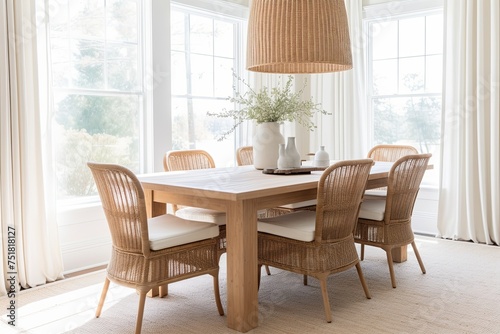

366,10,443,184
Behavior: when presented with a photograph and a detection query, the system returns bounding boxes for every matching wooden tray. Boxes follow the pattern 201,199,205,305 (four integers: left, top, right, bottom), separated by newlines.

262,166,327,175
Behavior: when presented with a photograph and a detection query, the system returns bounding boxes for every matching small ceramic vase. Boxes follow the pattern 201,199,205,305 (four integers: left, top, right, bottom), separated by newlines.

313,146,330,167
277,143,290,169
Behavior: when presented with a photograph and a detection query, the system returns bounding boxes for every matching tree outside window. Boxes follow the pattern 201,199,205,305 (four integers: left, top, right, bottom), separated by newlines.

49,0,143,200
368,13,442,165
170,5,244,166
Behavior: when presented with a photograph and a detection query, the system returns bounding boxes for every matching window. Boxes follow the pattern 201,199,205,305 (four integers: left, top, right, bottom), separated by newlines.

47,0,246,202
48,0,145,201
170,3,246,166
366,6,443,184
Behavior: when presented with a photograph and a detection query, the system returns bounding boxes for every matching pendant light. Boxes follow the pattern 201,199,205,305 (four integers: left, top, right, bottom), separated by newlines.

246,0,352,74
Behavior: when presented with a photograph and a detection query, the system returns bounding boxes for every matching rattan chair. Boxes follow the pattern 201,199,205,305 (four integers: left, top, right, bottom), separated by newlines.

163,149,215,173
236,145,253,166
88,162,223,334
163,149,217,213
257,159,374,323
365,144,419,197
367,144,419,162
164,149,227,259
354,153,431,288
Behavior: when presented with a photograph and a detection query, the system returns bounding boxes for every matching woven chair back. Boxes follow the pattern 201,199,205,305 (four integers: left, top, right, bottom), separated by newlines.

384,153,432,222
236,146,253,166
367,144,418,162
315,159,373,242
164,149,216,171
88,162,149,256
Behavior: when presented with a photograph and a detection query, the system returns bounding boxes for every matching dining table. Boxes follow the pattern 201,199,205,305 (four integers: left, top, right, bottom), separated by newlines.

137,161,398,332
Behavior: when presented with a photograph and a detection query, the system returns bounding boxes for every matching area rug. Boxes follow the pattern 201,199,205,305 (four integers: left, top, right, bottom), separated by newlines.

1,236,499,334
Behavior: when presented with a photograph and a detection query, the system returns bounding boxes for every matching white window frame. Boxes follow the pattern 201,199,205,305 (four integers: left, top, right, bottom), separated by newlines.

363,0,444,188
161,0,248,168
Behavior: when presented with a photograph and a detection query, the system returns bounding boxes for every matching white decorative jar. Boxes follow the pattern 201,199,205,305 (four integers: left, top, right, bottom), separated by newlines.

313,146,330,167
253,122,285,169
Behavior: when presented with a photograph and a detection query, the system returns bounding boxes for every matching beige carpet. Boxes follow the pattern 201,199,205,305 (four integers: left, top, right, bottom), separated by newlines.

2,236,500,334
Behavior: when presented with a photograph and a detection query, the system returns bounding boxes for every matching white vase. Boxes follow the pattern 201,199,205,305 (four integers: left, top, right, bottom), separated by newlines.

277,143,290,169
252,122,285,169
284,137,301,168
313,146,330,167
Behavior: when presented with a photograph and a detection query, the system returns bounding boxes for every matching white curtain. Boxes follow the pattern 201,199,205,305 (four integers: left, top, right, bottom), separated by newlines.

438,0,500,245
309,0,368,160
0,0,64,295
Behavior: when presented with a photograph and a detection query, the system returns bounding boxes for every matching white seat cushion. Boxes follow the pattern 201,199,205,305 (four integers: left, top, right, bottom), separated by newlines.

358,199,386,221
278,199,317,209
176,207,269,225
175,207,226,226
148,214,219,250
363,188,387,198
257,210,316,242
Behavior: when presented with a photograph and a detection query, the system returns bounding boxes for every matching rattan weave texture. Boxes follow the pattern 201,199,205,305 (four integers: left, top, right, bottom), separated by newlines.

257,159,374,323
88,162,223,334
354,153,432,288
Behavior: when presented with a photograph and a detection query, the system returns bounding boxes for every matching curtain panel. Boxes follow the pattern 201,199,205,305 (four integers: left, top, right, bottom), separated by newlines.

438,0,500,244
309,0,368,160
0,0,64,295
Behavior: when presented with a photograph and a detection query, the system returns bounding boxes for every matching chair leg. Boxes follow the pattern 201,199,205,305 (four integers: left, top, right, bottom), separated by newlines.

360,244,365,261
385,249,397,288
411,241,426,274
159,284,168,297
319,277,332,323
211,272,225,316
303,275,308,286
135,290,148,334
265,265,271,275
95,278,110,318
257,265,262,290
355,263,371,299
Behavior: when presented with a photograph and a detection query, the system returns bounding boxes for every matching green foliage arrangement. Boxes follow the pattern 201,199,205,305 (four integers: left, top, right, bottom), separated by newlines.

208,74,329,141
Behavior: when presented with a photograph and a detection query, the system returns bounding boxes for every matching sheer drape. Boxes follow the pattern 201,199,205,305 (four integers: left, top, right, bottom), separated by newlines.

309,0,367,160
0,0,64,295
438,0,500,245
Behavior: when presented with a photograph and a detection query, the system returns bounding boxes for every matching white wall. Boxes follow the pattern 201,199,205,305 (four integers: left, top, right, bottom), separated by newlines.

412,188,439,236
58,205,111,274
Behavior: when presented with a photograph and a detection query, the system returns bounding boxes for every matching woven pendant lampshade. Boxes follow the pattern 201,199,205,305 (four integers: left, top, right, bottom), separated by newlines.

246,0,352,74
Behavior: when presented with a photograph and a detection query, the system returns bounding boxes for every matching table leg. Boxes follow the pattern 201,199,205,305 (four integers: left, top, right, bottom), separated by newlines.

144,189,166,218
144,189,167,298
226,200,259,332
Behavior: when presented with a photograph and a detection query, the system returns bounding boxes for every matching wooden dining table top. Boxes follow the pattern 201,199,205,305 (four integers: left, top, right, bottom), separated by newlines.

138,161,393,201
